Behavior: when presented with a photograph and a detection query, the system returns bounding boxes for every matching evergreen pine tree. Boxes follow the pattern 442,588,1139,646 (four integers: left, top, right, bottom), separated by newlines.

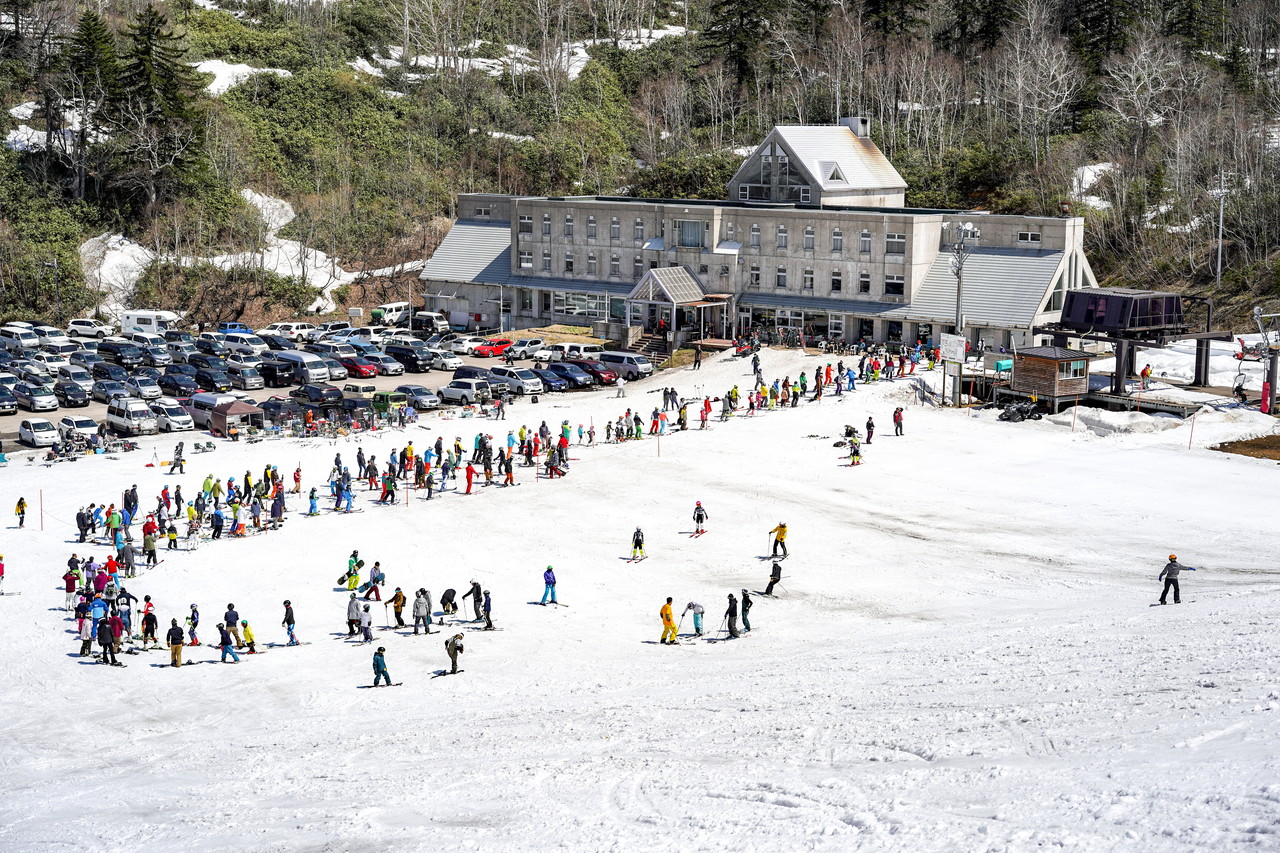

119,4,199,121
704,0,786,87
863,0,929,42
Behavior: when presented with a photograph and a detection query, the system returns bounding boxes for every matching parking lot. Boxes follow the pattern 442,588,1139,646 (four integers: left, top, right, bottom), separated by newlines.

0,348,587,449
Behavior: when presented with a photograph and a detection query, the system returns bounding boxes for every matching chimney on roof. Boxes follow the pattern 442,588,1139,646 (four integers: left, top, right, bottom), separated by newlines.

839,117,870,139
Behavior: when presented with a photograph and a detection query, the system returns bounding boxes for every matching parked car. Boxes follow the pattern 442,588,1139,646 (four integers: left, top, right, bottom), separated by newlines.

163,329,195,344
341,382,378,399
134,367,163,381
425,348,462,370
259,398,305,423
187,353,230,372
395,384,441,410
97,339,144,367
67,318,114,339
306,321,352,342
565,358,618,385
338,356,379,378
90,362,129,382
13,381,58,411
257,360,295,389
216,321,254,335
261,322,316,342
13,362,50,384
227,365,264,391
437,378,493,405
164,363,199,377
193,337,230,357
57,414,98,442
364,353,404,376
290,383,343,406
91,379,130,403
331,326,386,346
30,351,70,373
305,341,358,359
473,338,514,358
506,338,547,359
226,352,263,370
258,333,296,351
542,362,594,388
41,341,80,357
56,365,95,392
597,351,654,381
159,373,200,396
32,325,72,347
319,357,348,381
0,371,16,392
18,417,58,446
124,331,166,349
224,332,270,356
450,336,490,355
52,380,90,407
149,398,195,432
339,397,373,417
70,351,105,370
383,344,432,373
0,388,17,414
193,369,232,392
488,365,543,395
124,375,162,400
531,368,569,392
141,346,172,367
547,342,605,362
165,341,198,362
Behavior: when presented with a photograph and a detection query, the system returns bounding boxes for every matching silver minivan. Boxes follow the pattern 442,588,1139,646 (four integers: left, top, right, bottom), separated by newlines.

185,392,237,428
489,366,544,395
598,351,654,380
1,326,40,353
106,397,159,436
276,350,330,383
224,332,270,356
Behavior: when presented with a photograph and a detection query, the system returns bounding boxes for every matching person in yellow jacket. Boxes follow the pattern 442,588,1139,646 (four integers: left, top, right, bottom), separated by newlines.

660,597,677,645
769,522,788,558
241,620,257,653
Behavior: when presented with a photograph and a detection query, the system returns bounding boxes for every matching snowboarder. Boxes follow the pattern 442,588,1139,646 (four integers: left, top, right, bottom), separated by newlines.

764,562,782,596
445,633,464,673
631,527,646,559
413,590,434,634
1158,554,1195,605
541,566,557,604
692,501,709,534
216,623,240,663
660,597,677,645
769,522,788,558
683,601,705,636
282,600,298,645
741,589,752,632
372,647,391,686
725,593,740,638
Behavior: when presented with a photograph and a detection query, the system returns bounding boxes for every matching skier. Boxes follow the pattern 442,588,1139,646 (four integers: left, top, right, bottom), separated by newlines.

97,615,120,665
1158,554,1195,605
140,607,159,649
225,603,243,648
346,593,361,635
769,522,788,558
725,593,740,638
445,633,464,673
540,566,557,605
764,562,782,596
413,590,434,634
631,527,646,559
741,589,753,632
186,603,200,646
372,646,391,687
282,600,298,645
683,601,705,637
893,407,904,436
692,501,709,534
482,590,494,630
462,580,484,622
216,623,240,663
241,620,256,654
166,619,185,667
388,587,407,628
660,597,677,645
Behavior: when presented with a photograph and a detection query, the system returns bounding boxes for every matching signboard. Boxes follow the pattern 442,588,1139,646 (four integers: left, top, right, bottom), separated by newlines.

941,333,965,363
945,361,962,377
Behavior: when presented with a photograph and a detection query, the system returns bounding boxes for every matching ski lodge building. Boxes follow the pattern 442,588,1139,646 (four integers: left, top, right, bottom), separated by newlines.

419,117,1098,349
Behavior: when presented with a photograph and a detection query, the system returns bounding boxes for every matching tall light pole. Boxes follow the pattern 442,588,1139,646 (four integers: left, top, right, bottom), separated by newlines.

946,221,980,406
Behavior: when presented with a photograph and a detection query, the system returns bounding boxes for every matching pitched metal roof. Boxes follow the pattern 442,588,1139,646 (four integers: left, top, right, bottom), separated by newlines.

1016,346,1092,361
910,247,1065,329
628,266,707,304
771,126,906,192
419,221,511,284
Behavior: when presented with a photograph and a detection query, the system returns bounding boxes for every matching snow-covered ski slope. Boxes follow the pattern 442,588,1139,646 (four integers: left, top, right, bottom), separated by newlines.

1,349,1278,852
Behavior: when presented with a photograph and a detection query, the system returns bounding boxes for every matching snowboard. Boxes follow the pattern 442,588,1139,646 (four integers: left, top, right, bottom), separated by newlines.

357,683,403,688
430,669,464,678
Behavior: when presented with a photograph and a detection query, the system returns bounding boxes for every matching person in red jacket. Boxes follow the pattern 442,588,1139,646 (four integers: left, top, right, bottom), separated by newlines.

893,407,904,436
465,462,476,495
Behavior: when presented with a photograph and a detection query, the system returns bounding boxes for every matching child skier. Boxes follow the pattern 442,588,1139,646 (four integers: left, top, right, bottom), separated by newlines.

631,527,646,559
692,502,709,535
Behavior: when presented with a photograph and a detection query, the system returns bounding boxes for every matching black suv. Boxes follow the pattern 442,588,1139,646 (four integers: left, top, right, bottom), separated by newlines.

187,353,229,372
257,360,295,388
90,361,129,382
290,383,343,406
384,344,432,373
193,368,232,392
98,339,144,367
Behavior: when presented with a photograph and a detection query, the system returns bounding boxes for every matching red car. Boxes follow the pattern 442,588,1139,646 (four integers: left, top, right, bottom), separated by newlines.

337,356,379,378
473,338,514,358
566,358,618,385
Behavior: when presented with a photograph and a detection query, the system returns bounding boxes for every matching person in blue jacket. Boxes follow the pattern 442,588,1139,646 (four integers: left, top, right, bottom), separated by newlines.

308,487,318,516
540,566,557,605
482,590,493,630
372,647,391,686
217,623,240,663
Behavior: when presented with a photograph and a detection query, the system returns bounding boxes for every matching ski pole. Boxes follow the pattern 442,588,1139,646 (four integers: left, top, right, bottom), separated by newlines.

384,602,389,630
676,612,685,639
715,615,727,639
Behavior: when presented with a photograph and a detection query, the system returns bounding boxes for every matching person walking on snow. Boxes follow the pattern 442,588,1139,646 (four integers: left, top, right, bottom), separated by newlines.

893,407,904,436
865,417,875,444
541,566,558,605
15,497,26,528
282,600,298,645
660,597,677,645
741,589,753,632
1158,554,1195,605
693,501,709,534
725,594,740,638
372,647,391,686
769,522,788,558
482,590,494,630
631,527,646,559
683,601,705,636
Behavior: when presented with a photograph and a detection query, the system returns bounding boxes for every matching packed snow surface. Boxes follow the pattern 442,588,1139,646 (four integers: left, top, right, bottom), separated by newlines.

1,350,1278,851
193,59,291,95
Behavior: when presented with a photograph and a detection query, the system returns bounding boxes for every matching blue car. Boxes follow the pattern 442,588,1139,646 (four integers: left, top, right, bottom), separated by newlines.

531,368,569,392
544,362,594,388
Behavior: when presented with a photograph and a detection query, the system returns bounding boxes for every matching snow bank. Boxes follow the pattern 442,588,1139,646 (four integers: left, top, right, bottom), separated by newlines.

1072,162,1113,210
8,101,37,119
1091,336,1268,390
193,59,291,95
1046,406,1183,436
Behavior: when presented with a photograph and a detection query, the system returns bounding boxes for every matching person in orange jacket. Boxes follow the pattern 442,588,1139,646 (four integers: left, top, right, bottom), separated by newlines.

660,597,677,645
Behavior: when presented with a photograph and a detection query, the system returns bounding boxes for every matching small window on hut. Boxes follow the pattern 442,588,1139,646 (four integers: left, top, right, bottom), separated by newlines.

1058,360,1087,380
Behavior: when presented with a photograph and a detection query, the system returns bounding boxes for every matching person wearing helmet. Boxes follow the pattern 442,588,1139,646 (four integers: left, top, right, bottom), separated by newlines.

682,601,705,637
631,527,646,559
769,522,788,558
347,593,362,636
461,580,484,622
186,603,200,646
372,646,391,686
282,600,298,645
241,620,256,654
216,623,240,663
540,566,557,605
388,587,407,627
481,590,493,630
360,604,374,643
225,603,243,648
725,593,740,639
166,618,185,667
693,502,709,535
1158,554,1196,605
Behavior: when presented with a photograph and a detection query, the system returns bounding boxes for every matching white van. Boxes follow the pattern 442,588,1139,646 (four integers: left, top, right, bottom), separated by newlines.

120,310,182,335
376,302,411,326
412,311,449,334
276,350,330,383
125,331,166,349
224,332,270,356
598,351,654,380
185,392,237,428
0,325,40,353
106,397,159,436
547,342,604,362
